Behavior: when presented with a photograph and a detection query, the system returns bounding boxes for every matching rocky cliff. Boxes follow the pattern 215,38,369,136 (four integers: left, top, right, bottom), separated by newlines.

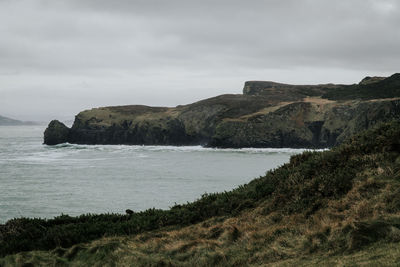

44,73,400,148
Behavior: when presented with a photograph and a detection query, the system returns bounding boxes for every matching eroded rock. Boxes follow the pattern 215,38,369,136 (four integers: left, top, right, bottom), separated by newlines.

44,120,70,145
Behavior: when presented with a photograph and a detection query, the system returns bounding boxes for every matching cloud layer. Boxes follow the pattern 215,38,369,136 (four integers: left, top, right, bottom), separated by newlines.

1,0,399,120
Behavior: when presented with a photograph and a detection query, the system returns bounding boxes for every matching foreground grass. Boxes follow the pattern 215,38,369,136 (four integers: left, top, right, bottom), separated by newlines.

3,241,400,266
1,121,400,266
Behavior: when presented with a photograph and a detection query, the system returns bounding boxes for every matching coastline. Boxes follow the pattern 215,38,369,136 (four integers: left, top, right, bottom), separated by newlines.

1,122,400,266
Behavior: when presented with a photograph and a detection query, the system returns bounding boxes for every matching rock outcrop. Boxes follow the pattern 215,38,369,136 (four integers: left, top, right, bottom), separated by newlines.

43,120,70,145
44,73,400,148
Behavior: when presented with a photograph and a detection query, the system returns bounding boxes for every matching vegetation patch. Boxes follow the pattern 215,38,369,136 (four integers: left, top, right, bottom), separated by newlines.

322,73,400,100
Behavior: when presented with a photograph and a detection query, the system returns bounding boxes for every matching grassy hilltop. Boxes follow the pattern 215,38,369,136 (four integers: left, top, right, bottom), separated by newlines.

2,121,400,266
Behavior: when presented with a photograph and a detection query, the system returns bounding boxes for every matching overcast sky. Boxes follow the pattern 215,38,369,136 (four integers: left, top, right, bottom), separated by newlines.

0,0,399,121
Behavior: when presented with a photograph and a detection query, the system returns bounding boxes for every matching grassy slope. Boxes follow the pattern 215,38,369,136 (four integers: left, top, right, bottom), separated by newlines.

322,73,400,100
2,121,400,266
244,73,400,101
71,73,400,131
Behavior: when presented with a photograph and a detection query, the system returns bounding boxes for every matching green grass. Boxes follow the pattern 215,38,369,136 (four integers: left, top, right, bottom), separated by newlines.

322,73,400,100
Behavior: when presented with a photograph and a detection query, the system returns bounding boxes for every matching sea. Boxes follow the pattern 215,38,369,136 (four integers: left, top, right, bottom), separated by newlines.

0,125,309,223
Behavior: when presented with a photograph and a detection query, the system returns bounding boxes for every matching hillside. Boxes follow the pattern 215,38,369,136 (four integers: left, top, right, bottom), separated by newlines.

44,73,400,148
2,121,400,266
0,115,24,126
0,115,38,126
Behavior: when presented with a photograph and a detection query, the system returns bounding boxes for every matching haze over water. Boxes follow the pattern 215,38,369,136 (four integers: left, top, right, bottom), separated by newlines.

0,126,308,223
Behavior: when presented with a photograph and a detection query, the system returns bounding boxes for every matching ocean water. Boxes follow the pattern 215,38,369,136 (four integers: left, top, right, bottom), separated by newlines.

0,125,308,223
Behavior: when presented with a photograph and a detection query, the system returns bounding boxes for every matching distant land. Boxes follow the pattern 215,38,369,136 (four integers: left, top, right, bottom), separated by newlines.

44,73,400,148
0,115,39,126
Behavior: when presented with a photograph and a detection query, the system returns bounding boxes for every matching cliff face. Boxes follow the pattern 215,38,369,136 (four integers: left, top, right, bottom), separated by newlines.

210,98,400,148
44,73,400,148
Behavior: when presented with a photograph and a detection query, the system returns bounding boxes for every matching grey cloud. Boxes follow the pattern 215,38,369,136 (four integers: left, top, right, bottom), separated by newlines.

0,0,399,120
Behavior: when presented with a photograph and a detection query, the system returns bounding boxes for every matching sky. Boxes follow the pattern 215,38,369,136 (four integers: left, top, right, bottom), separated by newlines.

0,0,399,121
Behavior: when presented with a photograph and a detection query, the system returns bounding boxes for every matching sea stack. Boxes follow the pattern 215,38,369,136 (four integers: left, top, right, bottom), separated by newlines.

43,120,70,145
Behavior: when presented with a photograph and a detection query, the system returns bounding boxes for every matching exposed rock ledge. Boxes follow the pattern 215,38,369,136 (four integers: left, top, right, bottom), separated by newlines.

44,73,400,148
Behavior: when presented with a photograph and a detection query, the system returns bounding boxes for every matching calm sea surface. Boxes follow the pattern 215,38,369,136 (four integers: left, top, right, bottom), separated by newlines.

0,125,308,223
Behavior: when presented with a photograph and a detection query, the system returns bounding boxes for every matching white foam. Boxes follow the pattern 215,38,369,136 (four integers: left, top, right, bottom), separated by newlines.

50,143,327,154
